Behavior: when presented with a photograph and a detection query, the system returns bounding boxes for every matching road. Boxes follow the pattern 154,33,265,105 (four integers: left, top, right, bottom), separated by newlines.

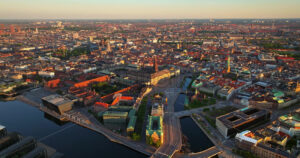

173,101,233,118
151,75,185,158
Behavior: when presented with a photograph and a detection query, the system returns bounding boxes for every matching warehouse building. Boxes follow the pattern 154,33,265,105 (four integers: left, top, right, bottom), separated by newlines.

216,107,271,138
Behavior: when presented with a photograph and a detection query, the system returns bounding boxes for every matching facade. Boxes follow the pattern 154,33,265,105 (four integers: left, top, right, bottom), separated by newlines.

235,130,290,158
103,111,128,124
42,94,73,115
216,107,271,138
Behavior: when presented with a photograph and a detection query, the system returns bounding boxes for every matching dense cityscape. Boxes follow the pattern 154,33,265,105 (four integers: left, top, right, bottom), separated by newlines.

0,19,300,158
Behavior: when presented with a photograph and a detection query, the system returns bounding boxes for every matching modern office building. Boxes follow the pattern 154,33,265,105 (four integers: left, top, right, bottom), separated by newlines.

0,125,63,158
216,107,271,138
0,136,37,158
42,94,73,115
0,132,21,151
0,126,6,139
22,147,47,158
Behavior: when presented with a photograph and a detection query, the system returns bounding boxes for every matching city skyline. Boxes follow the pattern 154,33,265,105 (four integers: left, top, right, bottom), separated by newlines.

1,0,300,19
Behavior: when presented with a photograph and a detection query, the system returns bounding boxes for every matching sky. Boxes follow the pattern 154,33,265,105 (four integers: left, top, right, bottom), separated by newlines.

1,0,300,19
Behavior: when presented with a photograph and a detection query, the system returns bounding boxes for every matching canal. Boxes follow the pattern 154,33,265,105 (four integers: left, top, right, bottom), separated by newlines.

174,77,192,112
180,117,214,153
175,77,214,153
0,100,147,158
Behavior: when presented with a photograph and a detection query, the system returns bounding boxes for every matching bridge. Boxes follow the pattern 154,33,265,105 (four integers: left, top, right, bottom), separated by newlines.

174,101,229,118
188,146,221,158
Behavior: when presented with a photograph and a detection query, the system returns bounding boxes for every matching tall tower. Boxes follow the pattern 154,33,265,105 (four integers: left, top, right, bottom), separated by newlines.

0,24,4,30
17,26,21,33
10,25,15,34
227,55,231,73
106,40,111,52
153,56,158,72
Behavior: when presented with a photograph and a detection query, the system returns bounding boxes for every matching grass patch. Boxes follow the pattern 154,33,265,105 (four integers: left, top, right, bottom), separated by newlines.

192,115,212,135
92,82,126,96
205,106,238,118
203,115,216,128
187,98,216,109
135,97,148,136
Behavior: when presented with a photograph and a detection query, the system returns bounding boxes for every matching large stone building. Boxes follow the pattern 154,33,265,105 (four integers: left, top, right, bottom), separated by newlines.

235,130,290,158
271,108,300,137
146,116,163,144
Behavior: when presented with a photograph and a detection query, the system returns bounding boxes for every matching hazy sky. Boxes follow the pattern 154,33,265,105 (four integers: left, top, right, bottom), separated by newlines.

1,0,300,19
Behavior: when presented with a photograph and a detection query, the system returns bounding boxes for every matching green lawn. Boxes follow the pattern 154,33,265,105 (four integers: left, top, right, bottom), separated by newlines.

92,82,126,96
205,106,238,118
187,98,216,109
134,97,148,140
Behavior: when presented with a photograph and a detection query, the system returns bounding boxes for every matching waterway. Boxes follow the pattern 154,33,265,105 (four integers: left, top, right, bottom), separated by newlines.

176,77,214,152
174,77,191,112
180,117,214,153
0,100,147,158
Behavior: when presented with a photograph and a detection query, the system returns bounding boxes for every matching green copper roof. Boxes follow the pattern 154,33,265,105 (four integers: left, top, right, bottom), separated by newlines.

127,116,137,130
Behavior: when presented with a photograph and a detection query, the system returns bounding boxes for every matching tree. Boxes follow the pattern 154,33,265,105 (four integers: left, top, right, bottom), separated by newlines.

151,132,160,144
132,133,141,141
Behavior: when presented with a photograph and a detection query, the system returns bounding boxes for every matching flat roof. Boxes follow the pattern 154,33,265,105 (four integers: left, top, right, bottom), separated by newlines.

103,111,128,117
217,107,269,128
42,94,72,106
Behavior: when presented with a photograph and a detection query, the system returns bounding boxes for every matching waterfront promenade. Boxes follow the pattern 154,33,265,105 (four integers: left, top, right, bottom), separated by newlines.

17,89,156,156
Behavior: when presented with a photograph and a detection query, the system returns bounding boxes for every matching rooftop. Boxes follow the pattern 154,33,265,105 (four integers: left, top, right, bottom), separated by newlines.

103,111,128,117
42,94,72,106
217,107,270,128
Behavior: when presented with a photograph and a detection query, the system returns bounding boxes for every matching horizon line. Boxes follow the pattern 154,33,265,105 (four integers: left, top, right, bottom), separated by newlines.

0,18,300,21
